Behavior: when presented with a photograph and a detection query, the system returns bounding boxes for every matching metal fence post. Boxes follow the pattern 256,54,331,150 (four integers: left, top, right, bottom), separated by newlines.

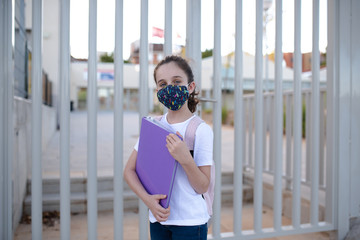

212,0,222,238
233,0,243,236
31,0,44,239
139,0,149,239
253,0,264,232
114,0,124,239
310,0,320,226
1,0,14,239
87,0,98,238
59,0,71,238
164,0,172,57
292,0,302,229
273,0,283,230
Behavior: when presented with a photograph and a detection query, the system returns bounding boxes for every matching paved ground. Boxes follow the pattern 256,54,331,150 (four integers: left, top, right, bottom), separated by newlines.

15,111,334,239
14,204,332,240
41,111,236,179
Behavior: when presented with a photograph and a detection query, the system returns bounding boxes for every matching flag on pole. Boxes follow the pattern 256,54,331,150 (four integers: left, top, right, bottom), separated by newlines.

152,27,164,38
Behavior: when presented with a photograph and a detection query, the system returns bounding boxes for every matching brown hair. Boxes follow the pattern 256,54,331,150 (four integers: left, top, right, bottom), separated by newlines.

153,55,199,113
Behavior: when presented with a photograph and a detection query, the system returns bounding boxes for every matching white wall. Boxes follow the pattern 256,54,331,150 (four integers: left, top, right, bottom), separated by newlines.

42,0,59,107
25,0,60,125
12,97,56,230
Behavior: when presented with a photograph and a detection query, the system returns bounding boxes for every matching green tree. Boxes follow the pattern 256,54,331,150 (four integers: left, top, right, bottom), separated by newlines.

99,52,131,63
100,52,114,63
202,49,213,59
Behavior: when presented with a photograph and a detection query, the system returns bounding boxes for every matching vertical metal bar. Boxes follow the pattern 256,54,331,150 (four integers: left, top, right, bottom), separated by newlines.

114,0,124,239
306,92,311,182
186,0,201,99
337,1,351,237
193,0,201,94
1,0,14,238
186,0,193,59
254,0,264,232
139,0,149,239
0,1,4,236
325,0,337,225
273,0,283,230
310,0,320,226
245,98,249,167
285,94,292,190
248,99,253,167
212,0,222,237
319,91,325,187
244,98,248,167
87,0,98,238
233,0,243,235
164,0,172,56
292,0,302,229
139,0,149,119
263,96,268,171
31,0,43,239
59,0,71,239
269,96,275,173
350,0,360,222
7,0,14,236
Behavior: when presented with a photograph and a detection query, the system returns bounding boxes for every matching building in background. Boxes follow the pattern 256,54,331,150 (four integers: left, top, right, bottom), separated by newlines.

283,52,327,73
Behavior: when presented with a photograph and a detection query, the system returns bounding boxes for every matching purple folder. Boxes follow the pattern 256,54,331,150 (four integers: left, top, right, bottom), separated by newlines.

135,117,179,209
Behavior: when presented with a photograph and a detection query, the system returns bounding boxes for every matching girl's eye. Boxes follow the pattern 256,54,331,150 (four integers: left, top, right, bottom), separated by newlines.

159,83,167,88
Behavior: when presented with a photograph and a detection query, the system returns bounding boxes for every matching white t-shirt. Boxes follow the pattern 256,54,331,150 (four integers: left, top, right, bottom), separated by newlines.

134,113,213,226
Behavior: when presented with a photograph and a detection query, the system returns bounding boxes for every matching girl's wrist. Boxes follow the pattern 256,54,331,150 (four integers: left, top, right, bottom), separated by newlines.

179,153,195,168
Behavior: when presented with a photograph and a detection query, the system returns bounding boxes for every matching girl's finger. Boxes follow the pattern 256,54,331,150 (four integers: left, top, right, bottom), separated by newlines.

168,134,180,143
166,136,173,144
158,206,170,215
168,135,180,146
157,215,168,222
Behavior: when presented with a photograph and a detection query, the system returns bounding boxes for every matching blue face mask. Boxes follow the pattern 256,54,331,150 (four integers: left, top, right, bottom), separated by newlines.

157,85,190,111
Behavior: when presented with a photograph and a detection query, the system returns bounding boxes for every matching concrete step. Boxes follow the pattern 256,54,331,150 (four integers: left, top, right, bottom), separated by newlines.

26,172,236,195
23,172,254,214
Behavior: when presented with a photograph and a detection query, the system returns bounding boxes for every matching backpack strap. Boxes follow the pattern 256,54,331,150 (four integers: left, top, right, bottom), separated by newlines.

184,116,215,216
184,116,204,152
203,164,215,216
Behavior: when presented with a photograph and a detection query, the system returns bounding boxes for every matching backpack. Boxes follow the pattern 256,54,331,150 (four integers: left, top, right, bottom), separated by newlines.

154,115,215,216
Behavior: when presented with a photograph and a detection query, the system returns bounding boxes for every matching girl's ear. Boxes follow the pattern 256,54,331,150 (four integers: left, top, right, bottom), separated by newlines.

188,81,195,94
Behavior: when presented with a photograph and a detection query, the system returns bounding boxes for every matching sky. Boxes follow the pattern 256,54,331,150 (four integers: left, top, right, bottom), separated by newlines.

70,0,327,60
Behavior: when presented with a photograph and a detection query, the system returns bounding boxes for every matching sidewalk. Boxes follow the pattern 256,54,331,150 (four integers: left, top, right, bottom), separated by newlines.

15,111,333,239
14,204,332,240
40,111,236,179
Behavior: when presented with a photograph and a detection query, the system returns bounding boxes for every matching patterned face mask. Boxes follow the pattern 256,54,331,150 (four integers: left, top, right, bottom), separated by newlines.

157,85,190,111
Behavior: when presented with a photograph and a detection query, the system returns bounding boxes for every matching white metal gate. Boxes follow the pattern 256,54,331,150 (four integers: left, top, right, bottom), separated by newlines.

2,0,359,239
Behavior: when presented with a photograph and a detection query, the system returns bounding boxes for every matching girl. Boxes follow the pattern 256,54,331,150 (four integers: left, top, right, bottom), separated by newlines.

124,55,213,240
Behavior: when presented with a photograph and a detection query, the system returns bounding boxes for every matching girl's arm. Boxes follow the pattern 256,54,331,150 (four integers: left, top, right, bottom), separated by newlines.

166,133,211,194
123,149,170,222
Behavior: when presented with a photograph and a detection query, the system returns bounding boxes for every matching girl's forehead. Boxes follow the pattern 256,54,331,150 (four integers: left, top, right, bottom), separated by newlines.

156,62,186,78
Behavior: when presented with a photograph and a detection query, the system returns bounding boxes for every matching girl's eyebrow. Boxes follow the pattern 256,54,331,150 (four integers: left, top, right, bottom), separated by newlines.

157,76,184,84
157,79,166,84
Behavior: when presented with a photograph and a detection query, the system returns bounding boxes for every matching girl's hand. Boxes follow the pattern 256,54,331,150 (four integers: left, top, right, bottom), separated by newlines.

166,132,192,165
146,194,171,222
166,132,211,194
